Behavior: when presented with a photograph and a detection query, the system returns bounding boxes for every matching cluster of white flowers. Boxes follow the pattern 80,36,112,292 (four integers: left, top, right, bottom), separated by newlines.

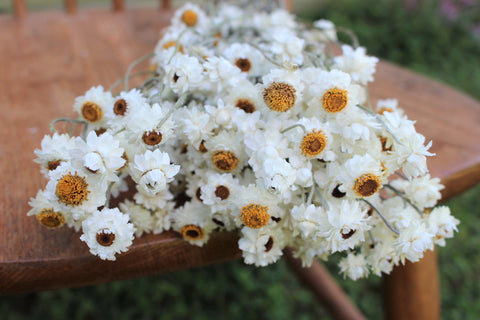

28,2,459,278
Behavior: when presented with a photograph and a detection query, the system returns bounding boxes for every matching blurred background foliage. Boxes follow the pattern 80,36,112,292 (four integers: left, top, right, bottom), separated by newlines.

1,0,479,319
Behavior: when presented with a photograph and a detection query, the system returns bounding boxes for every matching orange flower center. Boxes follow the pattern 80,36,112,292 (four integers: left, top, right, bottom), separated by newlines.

181,9,198,27
300,130,327,157
55,173,89,206
37,209,65,229
96,229,116,247
180,225,204,240
82,102,103,122
240,204,270,229
322,88,348,113
212,150,239,172
263,82,296,112
353,173,381,197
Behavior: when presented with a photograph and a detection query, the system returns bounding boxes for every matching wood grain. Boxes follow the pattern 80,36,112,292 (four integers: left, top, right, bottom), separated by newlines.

0,9,479,314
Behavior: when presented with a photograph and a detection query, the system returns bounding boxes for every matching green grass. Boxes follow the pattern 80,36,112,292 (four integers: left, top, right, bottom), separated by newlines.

1,0,480,319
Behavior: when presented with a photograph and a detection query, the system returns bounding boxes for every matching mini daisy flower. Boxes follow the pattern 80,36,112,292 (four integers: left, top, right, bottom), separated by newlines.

339,252,369,280
28,189,73,229
223,79,264,115
205,131,246,173
290,203,326,238
80,207,135,261
73,86,114,130
233,185,284,229
163,54,204,94
119,200,154,237
268,27,305,65
330,154,384,199
44,162,107,220
130,149,180,196
200,172,239,212
333,45,379,85
203,56,245,93
133,187,174,211
174,104,214,149
109,89,151,131
171,3,208,32
313,19,337,42
222,43,265,77
393,221,434,264
375,98,403,116
261,68,304,113
427,206,459,246
34,133,76,177
390,174,444,209
72,131,125,183
305,69,362,115
238,224,287,267
172,201,216,246
125,102,176,151
318,200,371,253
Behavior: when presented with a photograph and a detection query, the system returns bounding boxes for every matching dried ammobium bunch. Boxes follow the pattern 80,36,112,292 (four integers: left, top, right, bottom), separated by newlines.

28,2,458,277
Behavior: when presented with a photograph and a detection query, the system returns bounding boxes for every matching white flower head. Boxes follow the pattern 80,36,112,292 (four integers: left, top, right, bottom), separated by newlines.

333,45,379,85
339,252,369,280
80,207,135,261
73,86,114,130
34,133,76,177
130,149,180,196
238,224,287,267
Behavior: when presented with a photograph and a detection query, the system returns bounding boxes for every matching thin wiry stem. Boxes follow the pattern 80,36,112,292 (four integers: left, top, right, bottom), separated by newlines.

124,53,155,91
383,184,424,216
104,182,115,208
50,118,87,135
280,123,306,134
109,70,152,92
360,199,399,236
335,26,359,49
356,104,403,145
394,170,409,181
157,93,189,129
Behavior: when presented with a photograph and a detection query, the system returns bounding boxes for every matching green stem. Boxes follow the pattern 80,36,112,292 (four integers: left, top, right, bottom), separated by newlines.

360,198,400,235
383,184,424,216
124,53,155,91
280,123,306,134
109,70,153,92
50,118,87,134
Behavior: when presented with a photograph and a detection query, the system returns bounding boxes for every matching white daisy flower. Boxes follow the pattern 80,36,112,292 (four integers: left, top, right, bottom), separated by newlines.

34,133,76,177
72,131,125,183
393,221,435,264
73,86,114,130
130,149,180,196
222,42,265,78
109,89,151,131
238,224,287,267
163,54,204,94
390,174,444,210
172,200,215,246
333,45,379,85
80,207,135,261
427,206,459,246
339,252,370,280
28,189,74,229
44,162,108,221
119,200,154,237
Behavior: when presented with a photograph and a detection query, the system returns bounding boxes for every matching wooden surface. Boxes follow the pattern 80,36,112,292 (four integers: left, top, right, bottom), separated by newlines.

0,8,479,314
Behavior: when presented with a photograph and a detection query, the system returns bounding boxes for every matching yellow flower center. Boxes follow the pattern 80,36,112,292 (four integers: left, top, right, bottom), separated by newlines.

55,173,89,206
322,88,348,113
37,209,65,229
114,99,127,116
96,229,116,247
263,82,296,112
353,173,381,197
235,58,252,72
181,9,198,27
81,102,103,122
214,185,230,200
235,99,256,113
142,130,163,146
212,150,239,172
240,204,270,229
377,107,393,114
180,225,204,240
300,130,327,157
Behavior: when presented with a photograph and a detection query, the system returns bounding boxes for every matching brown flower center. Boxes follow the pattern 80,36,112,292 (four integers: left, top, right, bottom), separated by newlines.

380,136,392,152
353,173,381,197
180,225,204,240
114,99,128,116
81,102,103,122
240,204,270,229
96,229,116,247
331,185,346,198
142,131,163,146
55,173,89,206
181,9,198,27
263,82,296,112
173,73,180,83
235,99,255,113
95,128,107,136
235,58,252,72
199,140,208,153
214,185,230,200
37,209,65,229
264,236,274,252
341,229,356,239
322,88,348,113
300,130,327,157
196,187,203,202
212,150,239,172
47,160,62,171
